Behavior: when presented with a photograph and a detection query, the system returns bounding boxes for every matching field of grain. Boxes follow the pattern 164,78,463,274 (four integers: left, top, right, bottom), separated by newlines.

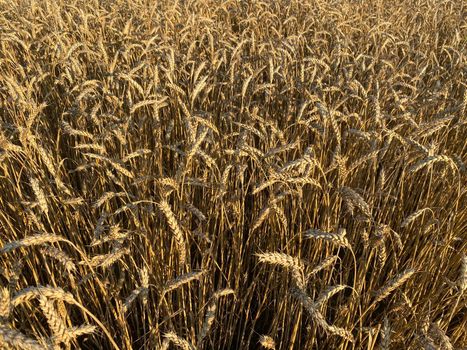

0,0,466,349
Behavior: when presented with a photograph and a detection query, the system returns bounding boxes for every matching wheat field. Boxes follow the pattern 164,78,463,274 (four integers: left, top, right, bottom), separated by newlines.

0,0,466,349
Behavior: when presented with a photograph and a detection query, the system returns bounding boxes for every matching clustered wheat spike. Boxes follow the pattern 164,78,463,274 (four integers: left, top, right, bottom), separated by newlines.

123,267,149,313
339,187,372,218
89,246,130,268
65,324,96,339
428,322,453,350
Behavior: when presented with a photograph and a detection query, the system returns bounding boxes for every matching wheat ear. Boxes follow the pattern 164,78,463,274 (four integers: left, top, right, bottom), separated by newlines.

373,269,415,305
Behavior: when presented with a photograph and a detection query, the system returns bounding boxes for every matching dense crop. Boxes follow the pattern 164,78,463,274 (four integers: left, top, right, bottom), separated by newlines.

0,0,466,349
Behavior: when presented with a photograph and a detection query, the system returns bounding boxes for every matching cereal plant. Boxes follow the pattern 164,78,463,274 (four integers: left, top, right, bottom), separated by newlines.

0,0,465,349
